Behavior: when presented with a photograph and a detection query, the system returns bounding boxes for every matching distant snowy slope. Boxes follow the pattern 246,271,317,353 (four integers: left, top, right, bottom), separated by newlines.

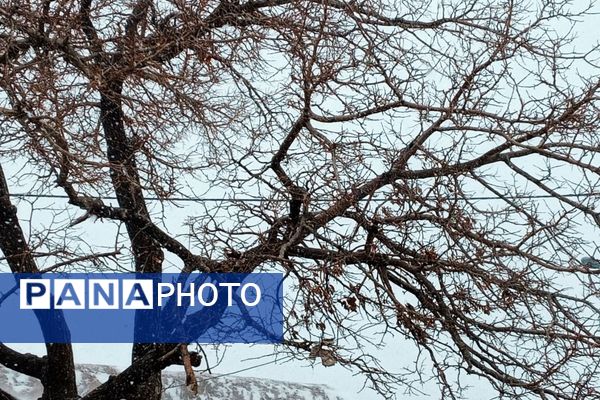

0,363,346,400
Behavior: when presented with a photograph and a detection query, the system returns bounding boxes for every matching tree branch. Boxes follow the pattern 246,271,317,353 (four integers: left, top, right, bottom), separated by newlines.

0,344,46,380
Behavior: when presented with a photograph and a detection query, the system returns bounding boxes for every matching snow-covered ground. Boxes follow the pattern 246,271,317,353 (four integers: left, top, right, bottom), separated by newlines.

0,363,346,400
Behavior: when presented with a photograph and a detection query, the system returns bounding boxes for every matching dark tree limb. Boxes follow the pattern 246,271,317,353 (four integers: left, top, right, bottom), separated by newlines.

80,345,180,400
0,164,78,400
0,343,46,379
99,81,165,399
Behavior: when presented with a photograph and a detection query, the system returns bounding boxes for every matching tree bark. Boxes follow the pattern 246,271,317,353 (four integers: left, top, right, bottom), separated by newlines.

0,166,78,400
100,81,165,399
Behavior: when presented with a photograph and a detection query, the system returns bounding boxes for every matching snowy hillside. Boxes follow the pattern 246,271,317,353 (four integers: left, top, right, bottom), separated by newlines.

0,363,346,400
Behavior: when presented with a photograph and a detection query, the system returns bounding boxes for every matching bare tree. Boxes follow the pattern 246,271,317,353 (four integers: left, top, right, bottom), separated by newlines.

1,0,600,399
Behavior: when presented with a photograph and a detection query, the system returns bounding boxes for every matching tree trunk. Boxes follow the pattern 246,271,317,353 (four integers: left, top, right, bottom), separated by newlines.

0,167,78,400
100,82,164,399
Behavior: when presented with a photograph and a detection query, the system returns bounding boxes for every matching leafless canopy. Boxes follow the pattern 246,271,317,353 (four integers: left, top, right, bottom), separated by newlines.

1,0,600,399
